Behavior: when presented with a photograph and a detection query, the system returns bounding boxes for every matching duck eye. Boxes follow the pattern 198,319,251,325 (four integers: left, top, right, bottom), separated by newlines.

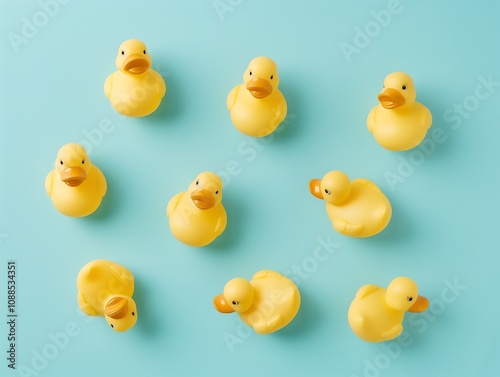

195,180,199,186
110,324,114,328
215,190,219,195
270,75,274,80
402,85,407,90
143,50,146,54
249,71,252,76
231,300,239,306
132,312,135,316
121,51,125,55
407,296,413,302
81,159,85,164
60,160,63,165
324,189,331,195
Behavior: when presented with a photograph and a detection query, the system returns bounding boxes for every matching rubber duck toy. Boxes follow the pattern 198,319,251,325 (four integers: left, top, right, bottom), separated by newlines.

167,172,227,247
348,276,429,342
367,72,432,151
77,260,138,332
104,39,166,117
227,56,287,137
214,270,300,334
45,143,107,217
309,171,391,237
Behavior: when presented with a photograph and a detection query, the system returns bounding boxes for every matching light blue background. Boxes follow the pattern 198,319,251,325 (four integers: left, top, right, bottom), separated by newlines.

1,0,499,376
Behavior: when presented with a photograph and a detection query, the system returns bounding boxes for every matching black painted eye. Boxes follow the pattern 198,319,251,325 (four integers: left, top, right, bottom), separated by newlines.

143,50,146,54
60,160,63,165
215,190,219,194
407,296,413,302
195,180,199,186
132,312,135,316
249,71,252,76
82,159,85,164
402,85,407,90
110,324,114,328
232,300,239,306
121,51,124,55
324,189,331,195
270,75,274,80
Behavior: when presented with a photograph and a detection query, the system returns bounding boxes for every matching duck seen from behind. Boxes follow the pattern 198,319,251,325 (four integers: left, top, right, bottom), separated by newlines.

77,260,138,332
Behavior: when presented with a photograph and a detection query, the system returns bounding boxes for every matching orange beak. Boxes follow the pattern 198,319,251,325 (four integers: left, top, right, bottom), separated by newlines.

407,295,429,313
378,88,405,109
123,54,150,74
213,294,234,313
60,167,87,187
309,179,324,200
190,189,215,210
246,78,273,99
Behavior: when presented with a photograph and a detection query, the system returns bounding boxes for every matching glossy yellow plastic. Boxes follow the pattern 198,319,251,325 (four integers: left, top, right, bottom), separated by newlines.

227,56,287,137
45,143,107,217
167,172,227,247
367,72,432,151
77,260,138,332
104,39,166,117
348,277,429,342
309,171,391,237
213,270,300,334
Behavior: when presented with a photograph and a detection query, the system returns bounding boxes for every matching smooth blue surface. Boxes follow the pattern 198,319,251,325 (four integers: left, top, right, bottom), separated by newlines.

1,0,499,376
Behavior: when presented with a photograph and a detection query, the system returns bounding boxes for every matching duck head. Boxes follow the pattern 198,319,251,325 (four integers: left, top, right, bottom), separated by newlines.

104,296,138,332
386,276,429,313
213,277,254,314
187,172,223,210
55,143,91,187
309,171,352,205
115,39,152,75
378,72,416,109
243,56,280,99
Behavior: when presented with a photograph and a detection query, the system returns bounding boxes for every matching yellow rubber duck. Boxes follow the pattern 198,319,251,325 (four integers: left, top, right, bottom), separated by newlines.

309,171,391,237
213,270,300,334
45,143,107,217
227,56,287,137
348,277,429,342
167,172,227,247
77,260,137,332
367,72,432,151
104,39,166,117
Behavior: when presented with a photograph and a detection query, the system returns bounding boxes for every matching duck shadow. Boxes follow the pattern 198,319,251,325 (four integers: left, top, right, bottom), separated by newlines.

80,168,121,223
273,290,321,338
360,199,416,248
204,190,245,252
259,80,304,145
132,277,164,338
137,58,183,125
